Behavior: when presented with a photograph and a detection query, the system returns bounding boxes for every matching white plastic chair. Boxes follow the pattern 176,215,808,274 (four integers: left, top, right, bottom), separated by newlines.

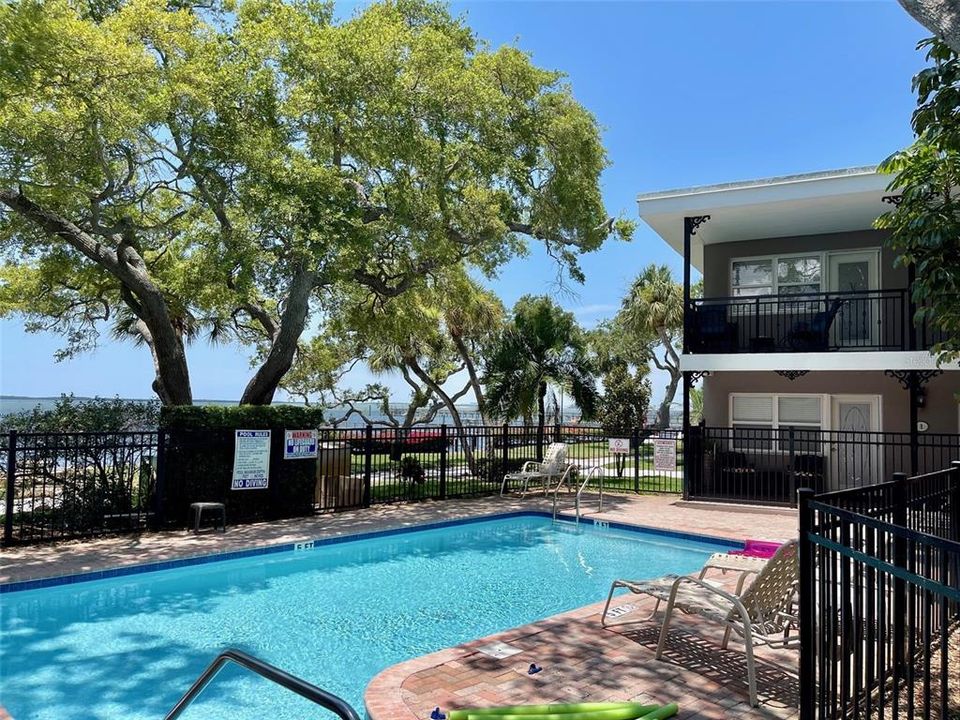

500,442,569,497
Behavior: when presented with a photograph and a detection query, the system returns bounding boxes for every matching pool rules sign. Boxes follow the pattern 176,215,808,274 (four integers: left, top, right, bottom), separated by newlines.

232,430,271,489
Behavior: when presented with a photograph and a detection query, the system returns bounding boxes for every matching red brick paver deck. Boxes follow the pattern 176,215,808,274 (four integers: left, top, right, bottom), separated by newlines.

367,576,799,720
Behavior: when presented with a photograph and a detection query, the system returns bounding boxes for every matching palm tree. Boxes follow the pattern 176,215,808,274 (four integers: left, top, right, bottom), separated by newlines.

619,264,684,429
483,296,598,445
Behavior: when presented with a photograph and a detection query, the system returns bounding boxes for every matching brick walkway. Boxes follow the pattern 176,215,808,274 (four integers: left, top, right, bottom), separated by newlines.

1,493,797,720
367,574,799,720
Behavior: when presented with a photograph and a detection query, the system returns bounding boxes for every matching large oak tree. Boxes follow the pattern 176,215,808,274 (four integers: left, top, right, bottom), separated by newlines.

0,0,630,405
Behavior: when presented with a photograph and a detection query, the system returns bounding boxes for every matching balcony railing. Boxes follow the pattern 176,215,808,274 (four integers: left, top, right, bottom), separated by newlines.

686,288,944,354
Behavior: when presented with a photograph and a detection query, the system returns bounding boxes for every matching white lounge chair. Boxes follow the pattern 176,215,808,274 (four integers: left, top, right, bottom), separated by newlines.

601,549,769,626
601,540,799,707
500,442,570,497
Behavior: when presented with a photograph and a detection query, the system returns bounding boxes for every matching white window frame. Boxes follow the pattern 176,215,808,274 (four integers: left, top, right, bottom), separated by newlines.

729,392,828,452
729,252,824,297
728,248,884,298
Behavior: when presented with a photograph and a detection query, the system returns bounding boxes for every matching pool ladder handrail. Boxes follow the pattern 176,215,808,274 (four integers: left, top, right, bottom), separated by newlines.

164,648,362,720
552,465,603,523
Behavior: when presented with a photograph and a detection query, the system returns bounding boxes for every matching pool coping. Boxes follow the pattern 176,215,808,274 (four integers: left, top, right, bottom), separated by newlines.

0,511,743,594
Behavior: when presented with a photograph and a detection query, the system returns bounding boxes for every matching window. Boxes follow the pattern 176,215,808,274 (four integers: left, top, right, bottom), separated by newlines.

731,394,823,451
731,254,822,297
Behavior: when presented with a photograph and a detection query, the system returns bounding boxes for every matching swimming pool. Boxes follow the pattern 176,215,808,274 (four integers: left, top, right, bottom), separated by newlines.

0,513,736,719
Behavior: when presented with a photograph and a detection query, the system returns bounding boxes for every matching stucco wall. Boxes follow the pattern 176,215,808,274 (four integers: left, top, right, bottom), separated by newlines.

701,370,959,434
702,228,904,297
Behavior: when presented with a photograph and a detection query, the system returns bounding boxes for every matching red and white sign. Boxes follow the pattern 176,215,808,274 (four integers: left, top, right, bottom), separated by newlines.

608,438,631,454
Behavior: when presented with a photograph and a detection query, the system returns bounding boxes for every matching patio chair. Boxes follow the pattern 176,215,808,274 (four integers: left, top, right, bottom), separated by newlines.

693,303,739,353
786,298,843,351
600,540,799,707
601,549,769,627
500,442,569,497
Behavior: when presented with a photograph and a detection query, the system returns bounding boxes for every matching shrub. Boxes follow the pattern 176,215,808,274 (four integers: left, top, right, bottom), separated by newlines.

1,395,160,432
158,405,326,528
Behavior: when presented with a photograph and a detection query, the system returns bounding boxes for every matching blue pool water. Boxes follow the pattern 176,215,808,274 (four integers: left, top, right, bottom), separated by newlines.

0,514,732,719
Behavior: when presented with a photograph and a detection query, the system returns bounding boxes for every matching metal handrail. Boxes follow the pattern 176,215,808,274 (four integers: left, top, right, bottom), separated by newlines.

164,648,362,720
574,466,604,524
550,464,575,520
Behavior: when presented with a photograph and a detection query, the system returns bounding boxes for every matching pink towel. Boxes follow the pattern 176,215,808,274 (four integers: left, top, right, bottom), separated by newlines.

730,540,781,559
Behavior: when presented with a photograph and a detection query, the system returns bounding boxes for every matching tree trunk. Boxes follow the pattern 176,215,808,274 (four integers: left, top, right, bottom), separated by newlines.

239,265,316,405
897,0,960,54
655,370,680,430
0,189,193,405
537,379,547,459
451,332,486,420
405,357,477,473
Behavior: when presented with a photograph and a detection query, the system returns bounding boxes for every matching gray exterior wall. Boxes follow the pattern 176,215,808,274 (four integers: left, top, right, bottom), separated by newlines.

702,228,903,297
702,371,960,434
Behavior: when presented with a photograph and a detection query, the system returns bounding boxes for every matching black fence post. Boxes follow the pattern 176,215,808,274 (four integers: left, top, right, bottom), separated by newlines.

554,422,561,444
4,430,16,545
632,427,640,494
362,424,373,508
536,422,544,463
439,424,448,500
798,487,816,720
892,472,908,677
788,426,797,508
952,461,960,598
153,429,166,530
501,423,509,474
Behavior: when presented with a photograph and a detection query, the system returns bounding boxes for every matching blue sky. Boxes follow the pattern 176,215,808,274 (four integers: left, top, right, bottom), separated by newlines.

0,1,928,405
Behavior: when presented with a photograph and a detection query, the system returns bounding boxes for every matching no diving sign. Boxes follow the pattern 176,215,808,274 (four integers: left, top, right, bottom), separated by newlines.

608,438,631,454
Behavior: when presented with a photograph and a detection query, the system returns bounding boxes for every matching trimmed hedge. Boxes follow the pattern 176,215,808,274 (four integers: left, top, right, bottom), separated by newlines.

158,405,327,528
160,404,325,431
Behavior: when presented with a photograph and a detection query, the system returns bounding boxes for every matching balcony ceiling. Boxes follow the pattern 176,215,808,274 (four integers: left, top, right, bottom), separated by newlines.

636,166,892,271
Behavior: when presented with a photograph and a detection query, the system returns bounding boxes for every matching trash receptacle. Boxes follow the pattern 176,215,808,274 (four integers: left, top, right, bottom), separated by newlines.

315,442,353,509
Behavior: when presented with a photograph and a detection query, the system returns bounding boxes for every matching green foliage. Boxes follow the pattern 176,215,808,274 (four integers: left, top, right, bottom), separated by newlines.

877,38,960,363
1,394,159,431
399,455,426,484
690,386,703,425
483,295,598,426
159,404,324,430
0,0,630,403
614,263,684,429
620,264,684,343
599,363,651,433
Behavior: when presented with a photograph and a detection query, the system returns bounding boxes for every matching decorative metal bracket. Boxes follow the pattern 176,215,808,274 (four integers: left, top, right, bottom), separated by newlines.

884,369,942,391
775,370,809,381
685,215,711,236
689,371,710,383
881,195,903,206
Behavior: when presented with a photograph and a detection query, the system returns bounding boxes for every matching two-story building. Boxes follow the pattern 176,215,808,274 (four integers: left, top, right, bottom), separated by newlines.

637,166,960,505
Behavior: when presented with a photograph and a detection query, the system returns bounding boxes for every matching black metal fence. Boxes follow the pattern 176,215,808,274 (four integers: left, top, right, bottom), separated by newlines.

686,425,960,506
687,288,949,354
1,425,683,545
1,430,160,545
799,466,960,719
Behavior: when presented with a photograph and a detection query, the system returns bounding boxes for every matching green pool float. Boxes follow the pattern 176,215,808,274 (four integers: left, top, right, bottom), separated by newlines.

449,701,665,720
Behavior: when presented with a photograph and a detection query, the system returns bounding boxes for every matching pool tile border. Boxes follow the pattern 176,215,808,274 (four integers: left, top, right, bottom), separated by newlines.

0,511,743,594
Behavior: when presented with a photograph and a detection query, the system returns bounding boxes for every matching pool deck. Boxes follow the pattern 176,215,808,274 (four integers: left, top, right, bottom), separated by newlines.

1,493,797,719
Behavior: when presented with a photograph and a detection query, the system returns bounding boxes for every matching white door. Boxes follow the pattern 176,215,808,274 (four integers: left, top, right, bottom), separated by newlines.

828,251,879,348
831,396,881,489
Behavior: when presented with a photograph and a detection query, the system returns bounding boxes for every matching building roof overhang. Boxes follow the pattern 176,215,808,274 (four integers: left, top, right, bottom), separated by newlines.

636,166,893,271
